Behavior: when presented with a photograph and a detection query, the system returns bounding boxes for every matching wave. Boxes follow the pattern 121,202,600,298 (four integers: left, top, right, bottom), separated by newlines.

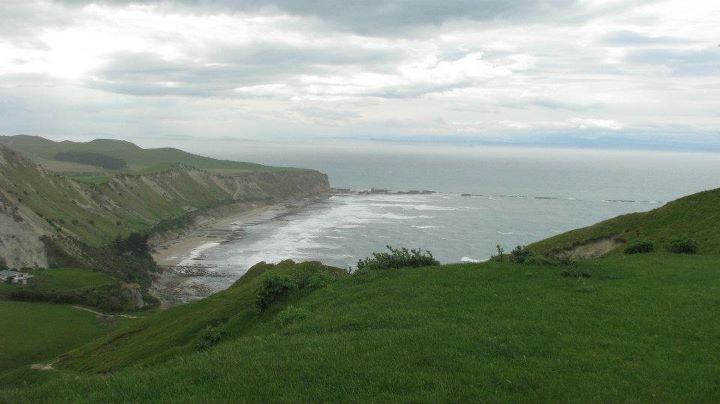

178,242,221,266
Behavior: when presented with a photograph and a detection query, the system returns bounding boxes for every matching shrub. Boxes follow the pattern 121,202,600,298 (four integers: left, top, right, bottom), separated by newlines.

275,305,311,327
624,240,655,254
509,245,534,264
669,238,698,254
255,275,296,311
113,232,149,255
0,256,7,270
195,326,229,351
356,245,439,271
293,265,335,289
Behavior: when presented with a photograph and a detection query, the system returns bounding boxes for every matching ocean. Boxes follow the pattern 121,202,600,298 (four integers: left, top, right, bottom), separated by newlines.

173,144,720,296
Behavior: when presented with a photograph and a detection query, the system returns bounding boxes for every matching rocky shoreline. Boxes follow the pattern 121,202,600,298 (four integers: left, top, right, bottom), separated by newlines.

150,196,327,307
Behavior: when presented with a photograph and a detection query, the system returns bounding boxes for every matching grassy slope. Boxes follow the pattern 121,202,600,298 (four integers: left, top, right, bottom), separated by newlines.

530,187,720,255
2,254,720,402
0,135,272,173
57,260,345,372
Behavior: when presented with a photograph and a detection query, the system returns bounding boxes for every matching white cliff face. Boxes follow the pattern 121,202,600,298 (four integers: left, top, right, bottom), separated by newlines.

0,193,54,269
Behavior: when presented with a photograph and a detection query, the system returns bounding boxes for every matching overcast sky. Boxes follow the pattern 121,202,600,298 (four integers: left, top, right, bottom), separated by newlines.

1,0,719,150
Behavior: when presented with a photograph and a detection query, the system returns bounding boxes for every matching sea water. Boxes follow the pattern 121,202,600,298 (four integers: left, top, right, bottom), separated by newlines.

179,144,720,295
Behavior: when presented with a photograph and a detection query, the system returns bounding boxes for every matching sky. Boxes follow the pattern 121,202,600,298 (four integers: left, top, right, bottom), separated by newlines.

0,0,719,151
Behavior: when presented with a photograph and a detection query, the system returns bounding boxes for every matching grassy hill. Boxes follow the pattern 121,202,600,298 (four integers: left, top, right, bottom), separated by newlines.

530,187,720,256
1,254,719,402
0,135,272,175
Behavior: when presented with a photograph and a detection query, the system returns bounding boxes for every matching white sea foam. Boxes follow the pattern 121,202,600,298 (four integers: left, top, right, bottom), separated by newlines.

179,242,220,266
460,257,482,263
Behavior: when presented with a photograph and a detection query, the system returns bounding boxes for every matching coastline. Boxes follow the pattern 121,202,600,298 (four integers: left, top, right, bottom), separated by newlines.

150,196,326,306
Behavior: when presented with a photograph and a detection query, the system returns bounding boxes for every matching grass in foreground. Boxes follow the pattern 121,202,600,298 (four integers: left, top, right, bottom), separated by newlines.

2,253,719,402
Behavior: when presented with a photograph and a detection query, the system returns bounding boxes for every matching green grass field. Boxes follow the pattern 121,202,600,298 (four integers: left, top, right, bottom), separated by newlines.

2,254,719,402
0,301,119,374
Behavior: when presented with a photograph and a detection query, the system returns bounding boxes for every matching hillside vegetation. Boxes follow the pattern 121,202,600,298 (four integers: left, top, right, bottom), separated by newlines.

2,253,719,402
530,187,720,255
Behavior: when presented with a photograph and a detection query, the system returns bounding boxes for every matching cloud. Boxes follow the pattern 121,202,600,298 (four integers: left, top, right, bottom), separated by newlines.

601,30,687,46
625,47,720,75
54,0,585,35
0,0,719,150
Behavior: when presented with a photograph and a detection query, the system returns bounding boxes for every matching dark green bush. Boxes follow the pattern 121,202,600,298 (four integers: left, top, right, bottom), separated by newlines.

195,326,229,351
357,245,439,271
113,232,149,255
509,245,534,264
0,256,7,270
255,275,296,312
624,240,655,254
669,238,698,254
293,264,336,289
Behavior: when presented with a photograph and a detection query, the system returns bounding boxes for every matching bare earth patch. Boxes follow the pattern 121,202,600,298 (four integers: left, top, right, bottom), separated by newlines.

564,237,625,259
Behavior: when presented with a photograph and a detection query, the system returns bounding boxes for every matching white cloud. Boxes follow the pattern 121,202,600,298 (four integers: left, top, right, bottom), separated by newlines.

0,0,719,149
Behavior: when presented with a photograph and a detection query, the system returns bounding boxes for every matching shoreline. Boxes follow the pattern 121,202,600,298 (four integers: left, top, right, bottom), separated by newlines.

150,196,326,306
151,204,283,267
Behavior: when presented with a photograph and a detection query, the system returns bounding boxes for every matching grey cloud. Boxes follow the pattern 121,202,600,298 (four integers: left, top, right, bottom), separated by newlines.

0,2,77,44
293,107,360,121
55,0,583,35
88,41,403,97
499,98,599,111
626,47,720,75
601,31,687,46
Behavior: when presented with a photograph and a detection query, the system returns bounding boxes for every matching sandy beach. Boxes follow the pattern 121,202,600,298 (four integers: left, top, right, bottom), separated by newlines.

151,203,284,267
149,197,324,306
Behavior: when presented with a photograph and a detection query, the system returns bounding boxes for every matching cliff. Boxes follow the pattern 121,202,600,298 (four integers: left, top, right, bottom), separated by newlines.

0,144,329,269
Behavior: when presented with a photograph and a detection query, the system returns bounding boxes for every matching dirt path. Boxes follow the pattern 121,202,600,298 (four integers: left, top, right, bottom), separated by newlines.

72,305,140,319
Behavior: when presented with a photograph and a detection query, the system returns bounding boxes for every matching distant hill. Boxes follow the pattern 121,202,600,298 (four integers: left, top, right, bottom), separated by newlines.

530,187,720,255
54,151,128,170
0,135,273,175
